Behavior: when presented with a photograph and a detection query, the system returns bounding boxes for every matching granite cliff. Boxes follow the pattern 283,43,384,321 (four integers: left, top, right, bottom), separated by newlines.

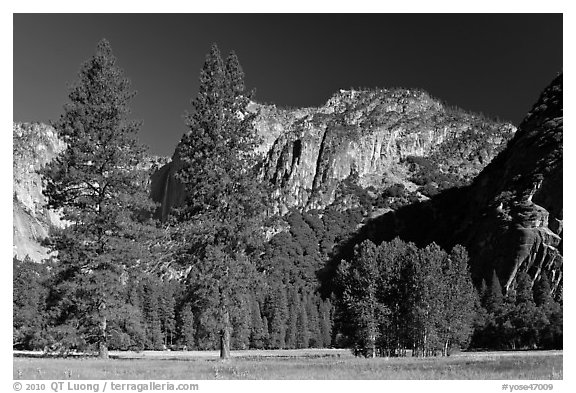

333,75,563,294
13,122,66,261
153,88,515,217
463,74,563,292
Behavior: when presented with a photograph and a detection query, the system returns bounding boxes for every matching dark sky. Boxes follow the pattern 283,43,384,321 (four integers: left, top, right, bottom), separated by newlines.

13,14,563,156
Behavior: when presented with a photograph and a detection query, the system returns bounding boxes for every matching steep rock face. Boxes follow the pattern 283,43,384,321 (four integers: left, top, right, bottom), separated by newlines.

461,74,563,292
153,88,515,216
341,75,563,293
13,122,66,261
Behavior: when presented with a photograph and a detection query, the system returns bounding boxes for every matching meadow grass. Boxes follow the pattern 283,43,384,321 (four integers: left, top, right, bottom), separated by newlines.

13,349,562,380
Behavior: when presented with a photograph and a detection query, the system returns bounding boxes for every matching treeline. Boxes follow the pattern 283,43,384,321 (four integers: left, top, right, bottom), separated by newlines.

472,270,562,350
13,255,333,352
15,236,562,355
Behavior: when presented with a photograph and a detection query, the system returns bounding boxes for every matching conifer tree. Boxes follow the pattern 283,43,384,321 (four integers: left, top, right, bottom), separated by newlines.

499,286,518,349
473,278,489,343
173,43,267,360
269,285,289,349
42,39,158,358
534,271,554,312
512,272,546,348
485,270,504,314
13,256,49,350
305,294,322,348
249,297,266,349
231,294,251,350
319,299,333,348
479,279,488,301
142,280,163,350
296,295,310,349
474,270,506,348
159,280,177,347
285,288,299,349
262,316,271,349
533,272,562,349
123,273,147,350
178,303,196,350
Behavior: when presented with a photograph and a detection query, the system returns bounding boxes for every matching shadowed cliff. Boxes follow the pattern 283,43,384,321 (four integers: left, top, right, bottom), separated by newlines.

322,74,563,294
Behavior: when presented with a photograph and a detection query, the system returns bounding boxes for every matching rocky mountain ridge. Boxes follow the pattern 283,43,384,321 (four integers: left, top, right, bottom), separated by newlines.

331,75,563,294
13,87,516,262
154,87,515,217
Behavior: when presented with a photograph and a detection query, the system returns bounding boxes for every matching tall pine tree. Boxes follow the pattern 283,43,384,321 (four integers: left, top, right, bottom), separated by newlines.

295,294,310,349
249,296,266,349
42,39,158,358
319,298,333,348
285,288,299,349
174,44,267,360
484,270,504,314
178,303,196,350
268,285,288,349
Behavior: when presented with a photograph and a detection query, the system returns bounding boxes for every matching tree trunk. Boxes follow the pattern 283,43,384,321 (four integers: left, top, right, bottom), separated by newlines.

220,308,231,361
98,341,109,359
98,314,109,359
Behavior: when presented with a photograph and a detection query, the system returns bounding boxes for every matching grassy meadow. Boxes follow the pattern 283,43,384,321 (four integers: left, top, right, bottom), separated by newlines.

13,349,562,380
